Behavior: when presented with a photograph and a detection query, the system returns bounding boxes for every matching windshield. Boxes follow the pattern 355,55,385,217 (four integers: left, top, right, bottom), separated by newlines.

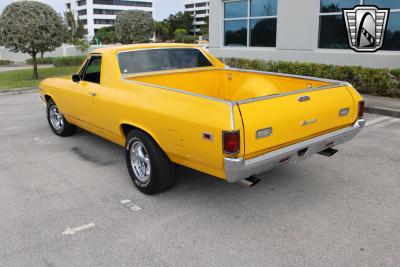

118,48,213,75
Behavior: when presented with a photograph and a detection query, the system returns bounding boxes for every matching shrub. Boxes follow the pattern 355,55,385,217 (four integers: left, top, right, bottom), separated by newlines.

390,69,400,81
53,56,86,67
221,58,396,97
0,60,13,65
25,56,86,67
175,35,197,44
174,28,187,36
26,57,57,65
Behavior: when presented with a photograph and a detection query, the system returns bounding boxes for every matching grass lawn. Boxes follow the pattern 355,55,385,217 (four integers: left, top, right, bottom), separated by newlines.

0,66,78,90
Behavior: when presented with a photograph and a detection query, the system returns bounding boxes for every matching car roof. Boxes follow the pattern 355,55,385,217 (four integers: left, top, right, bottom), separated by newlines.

91,43,198,55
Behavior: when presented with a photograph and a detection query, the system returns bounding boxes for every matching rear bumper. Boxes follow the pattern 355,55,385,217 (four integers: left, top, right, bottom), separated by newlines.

224,119,365,183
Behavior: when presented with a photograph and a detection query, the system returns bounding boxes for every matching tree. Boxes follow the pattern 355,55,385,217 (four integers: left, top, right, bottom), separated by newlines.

64,10,85,44
95,26,118,44
174,29,187,37
155,22,170,42
74,38,90,53
164,12,193,35
0,1,65,79
115,10,155,44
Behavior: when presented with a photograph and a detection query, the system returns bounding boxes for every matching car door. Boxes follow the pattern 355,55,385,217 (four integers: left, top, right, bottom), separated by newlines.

75,55,102,126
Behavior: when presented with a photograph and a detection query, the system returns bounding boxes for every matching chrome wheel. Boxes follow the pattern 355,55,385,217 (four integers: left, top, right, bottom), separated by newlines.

49,105,64,131
130,140,151,183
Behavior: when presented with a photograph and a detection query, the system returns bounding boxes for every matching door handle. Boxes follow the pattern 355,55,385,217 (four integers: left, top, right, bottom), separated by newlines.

90,92,97,97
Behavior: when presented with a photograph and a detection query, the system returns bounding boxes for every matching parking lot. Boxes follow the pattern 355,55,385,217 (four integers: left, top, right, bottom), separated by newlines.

1,92,400,266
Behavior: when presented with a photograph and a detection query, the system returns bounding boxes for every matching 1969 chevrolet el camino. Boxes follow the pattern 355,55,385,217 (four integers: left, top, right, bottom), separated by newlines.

39,43,365,194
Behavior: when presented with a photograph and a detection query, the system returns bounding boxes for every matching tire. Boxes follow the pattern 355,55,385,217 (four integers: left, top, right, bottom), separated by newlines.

46,99,76,137
125,129,175,195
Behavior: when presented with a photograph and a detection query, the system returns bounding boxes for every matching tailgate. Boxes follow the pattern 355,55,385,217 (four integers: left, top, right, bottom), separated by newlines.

238,85,356,157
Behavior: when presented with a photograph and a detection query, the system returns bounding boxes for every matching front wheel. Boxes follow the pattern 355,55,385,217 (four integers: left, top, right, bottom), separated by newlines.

125,129,175,195
46,99,76,137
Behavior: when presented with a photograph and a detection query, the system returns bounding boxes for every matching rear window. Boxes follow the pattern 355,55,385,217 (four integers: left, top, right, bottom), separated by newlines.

118,48,213,74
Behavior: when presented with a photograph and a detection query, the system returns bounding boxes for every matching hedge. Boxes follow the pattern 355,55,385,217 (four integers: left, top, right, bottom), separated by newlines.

53,56,86,67
26,56,86,67
221,58,399,97
26,57,56,65
390,69,400,80
0,60,13,65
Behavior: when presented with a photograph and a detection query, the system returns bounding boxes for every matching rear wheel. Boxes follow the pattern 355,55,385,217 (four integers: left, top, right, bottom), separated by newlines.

125,129,175,195
46,99,76,136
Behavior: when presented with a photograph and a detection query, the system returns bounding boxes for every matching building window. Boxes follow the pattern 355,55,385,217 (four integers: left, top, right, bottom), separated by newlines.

78,9,87,16
319,0,400,50
94,9,122,15
94,19,115,25
185,4,194,9
365,0,400,51
92,0,152,7
196,2,207,8
66,3,71,9
77,0,86,6
224,0,277,47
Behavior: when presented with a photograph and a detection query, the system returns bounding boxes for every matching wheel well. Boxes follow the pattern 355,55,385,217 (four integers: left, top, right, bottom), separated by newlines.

121,123,172,162
121,124,138,138
120,124,160,147
44,95,52,103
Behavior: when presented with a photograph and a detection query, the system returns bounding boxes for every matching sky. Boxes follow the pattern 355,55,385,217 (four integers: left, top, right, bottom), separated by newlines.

0,0,183,21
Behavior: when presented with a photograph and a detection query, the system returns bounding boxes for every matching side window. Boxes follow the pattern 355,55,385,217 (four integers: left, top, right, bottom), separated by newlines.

82,56,102,84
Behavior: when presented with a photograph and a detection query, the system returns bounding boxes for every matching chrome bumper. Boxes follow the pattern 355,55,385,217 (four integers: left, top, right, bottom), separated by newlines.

224,119,365,183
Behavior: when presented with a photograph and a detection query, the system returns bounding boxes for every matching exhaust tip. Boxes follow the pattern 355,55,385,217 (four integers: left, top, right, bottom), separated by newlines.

318,147,339,157
239,176,261,187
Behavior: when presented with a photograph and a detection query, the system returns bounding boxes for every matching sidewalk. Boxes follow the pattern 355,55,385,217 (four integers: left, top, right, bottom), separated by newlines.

363,95,400,118
0,64,53,72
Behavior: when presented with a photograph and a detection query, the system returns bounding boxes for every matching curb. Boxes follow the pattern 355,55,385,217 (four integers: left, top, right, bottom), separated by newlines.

365,106,400,119
0,87,38,96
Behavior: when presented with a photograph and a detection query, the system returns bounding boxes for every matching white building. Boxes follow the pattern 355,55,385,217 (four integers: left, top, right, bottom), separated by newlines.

184,0,209,34
65,0,154,39
209,0,400,68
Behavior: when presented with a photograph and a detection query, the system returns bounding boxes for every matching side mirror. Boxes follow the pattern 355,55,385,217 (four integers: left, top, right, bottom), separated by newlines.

72,74,80,83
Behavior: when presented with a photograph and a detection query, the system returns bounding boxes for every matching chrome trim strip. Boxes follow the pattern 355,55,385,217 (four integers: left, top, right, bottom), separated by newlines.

234,82,347,105
224,119,365,183
121,67,216,79
122,78,233,104
230,102,235,130
225,67,344,84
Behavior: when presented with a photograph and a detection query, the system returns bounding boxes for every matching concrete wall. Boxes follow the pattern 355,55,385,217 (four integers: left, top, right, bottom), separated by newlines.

209,0,400,69
0,45,114,63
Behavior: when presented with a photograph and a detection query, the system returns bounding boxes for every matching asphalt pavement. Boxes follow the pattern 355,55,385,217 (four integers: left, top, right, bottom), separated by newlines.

0,93,399,266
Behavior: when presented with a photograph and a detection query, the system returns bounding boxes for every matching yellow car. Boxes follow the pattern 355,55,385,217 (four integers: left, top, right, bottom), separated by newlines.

39,43,365,194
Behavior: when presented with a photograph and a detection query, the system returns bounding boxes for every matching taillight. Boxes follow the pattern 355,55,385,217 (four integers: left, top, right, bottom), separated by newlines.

358,101,365,118
223,131,240,155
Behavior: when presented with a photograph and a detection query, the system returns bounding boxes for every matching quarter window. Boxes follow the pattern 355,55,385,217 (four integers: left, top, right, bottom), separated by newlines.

319,0,400,50
224,0,277,47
